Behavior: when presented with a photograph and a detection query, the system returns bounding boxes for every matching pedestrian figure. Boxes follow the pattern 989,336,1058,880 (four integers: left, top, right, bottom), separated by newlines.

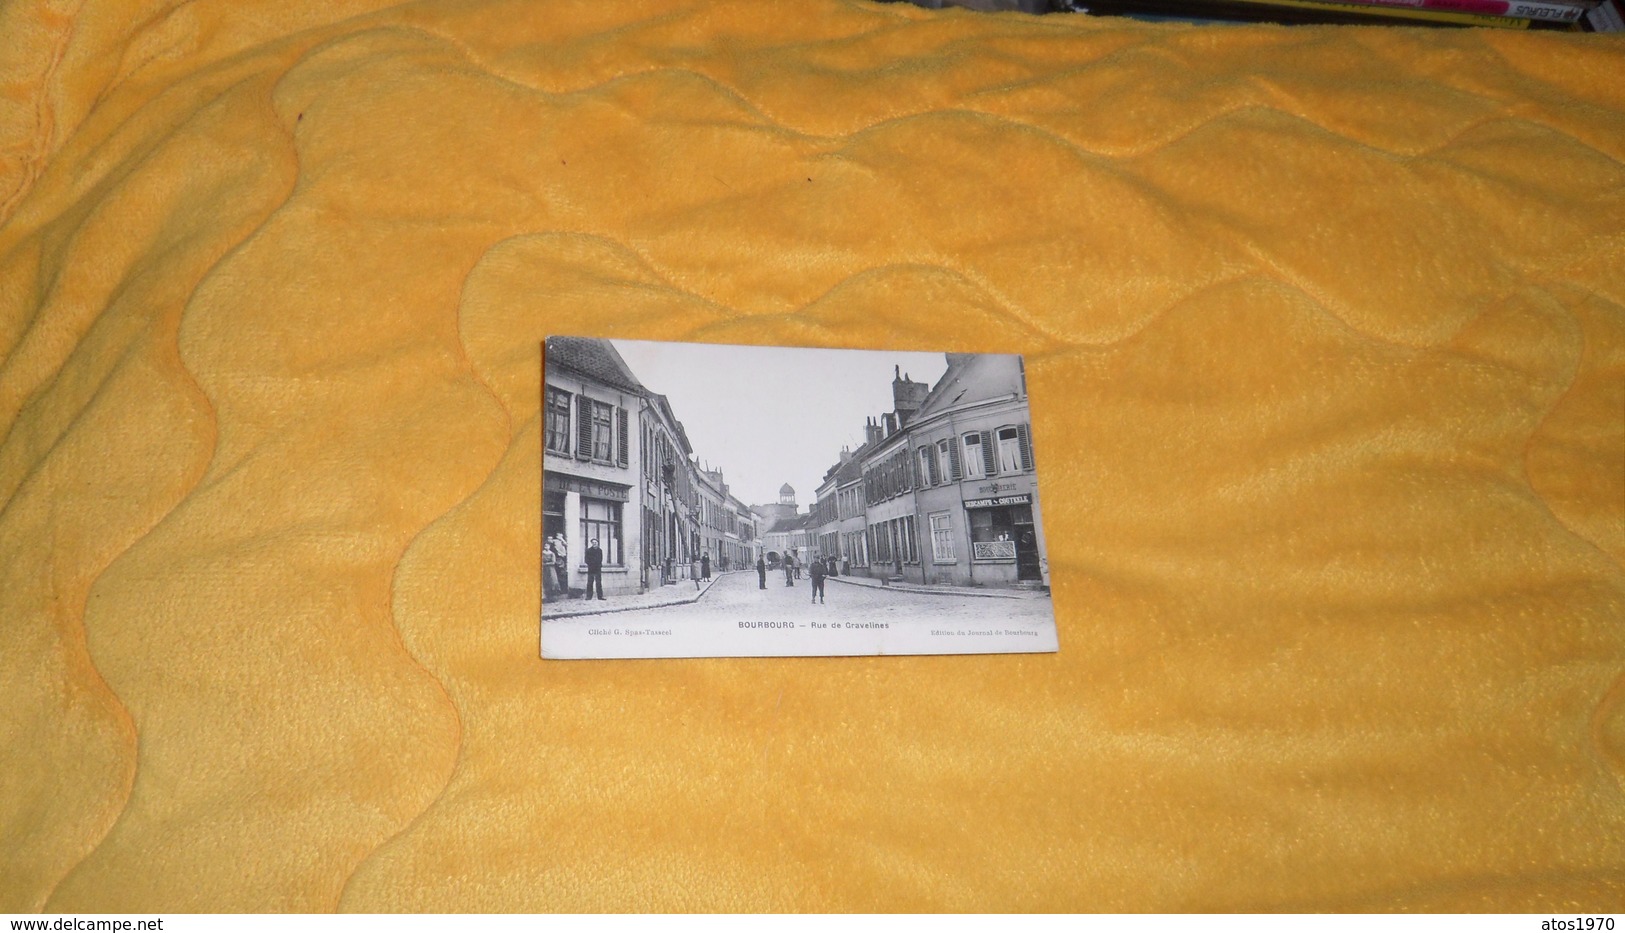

784,554,795,587
701,553,710,580
542,535,557,598
585,538,605,600
810,557,825,604
549,534,569,598
757,555,767,590
692,556,701,591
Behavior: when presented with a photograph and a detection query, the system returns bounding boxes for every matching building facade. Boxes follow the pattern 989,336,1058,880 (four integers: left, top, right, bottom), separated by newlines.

834,451,869,575
639,393,699,589
811,355,1047,590
725,494,757,571
543,337,647,598
696,467,756,573
812,464,842,567
905,353,1046,588
860,423,921,582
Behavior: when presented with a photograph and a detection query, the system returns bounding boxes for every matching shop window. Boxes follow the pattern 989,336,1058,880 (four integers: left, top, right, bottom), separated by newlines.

969,505,1032,561
543,490,567,542
580,498,623,565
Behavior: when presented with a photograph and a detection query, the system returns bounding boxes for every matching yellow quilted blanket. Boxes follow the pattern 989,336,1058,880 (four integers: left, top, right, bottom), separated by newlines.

2,0,1622,913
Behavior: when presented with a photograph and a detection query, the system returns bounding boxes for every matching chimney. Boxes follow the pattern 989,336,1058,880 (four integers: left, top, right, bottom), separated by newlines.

883,412,897,436
892,365,930,428
864,417,883,446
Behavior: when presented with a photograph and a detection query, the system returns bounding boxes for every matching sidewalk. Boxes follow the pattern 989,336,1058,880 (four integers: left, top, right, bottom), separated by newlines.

826,573,1050,600
543,570,736,619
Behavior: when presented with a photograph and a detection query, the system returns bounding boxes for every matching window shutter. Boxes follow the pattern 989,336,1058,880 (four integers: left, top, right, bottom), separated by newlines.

947,440,961,481
981,430,997,475
575,395,593,460
617,407,629,467
914,449,926,487
929,449,941,485
1017,423,1034,472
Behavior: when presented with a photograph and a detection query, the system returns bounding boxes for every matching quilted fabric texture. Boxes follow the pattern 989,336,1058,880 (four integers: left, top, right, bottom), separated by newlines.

2,0,1623,913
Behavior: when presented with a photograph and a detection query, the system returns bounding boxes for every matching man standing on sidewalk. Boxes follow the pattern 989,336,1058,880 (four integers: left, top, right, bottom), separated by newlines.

584,538,605,600
757,555,767,589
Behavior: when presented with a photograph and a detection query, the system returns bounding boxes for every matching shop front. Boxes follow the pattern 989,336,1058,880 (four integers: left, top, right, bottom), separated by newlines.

543,471,638,598
964,492,1042,585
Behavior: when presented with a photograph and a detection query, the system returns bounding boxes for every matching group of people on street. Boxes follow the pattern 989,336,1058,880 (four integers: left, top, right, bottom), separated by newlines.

549,537,837,606
544,533,605,601
752,552,835,604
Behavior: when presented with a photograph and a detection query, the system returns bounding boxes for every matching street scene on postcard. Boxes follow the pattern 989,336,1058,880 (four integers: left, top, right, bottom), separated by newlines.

541,337,1058,659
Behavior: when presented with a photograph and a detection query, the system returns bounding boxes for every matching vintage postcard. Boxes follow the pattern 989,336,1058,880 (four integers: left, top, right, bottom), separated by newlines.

541,336,1058,659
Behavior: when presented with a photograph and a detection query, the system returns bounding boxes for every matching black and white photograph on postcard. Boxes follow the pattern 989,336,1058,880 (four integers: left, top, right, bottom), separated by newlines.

541,336,1058,659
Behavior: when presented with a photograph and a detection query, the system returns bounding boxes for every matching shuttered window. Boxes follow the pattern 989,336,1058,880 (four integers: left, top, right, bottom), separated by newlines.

616,407,629,467
545,388,572,456
575,395,593,459
590,401,614,462
574,394,619,464
996,427,1022,474
940,438,958,482
962,433,985,479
